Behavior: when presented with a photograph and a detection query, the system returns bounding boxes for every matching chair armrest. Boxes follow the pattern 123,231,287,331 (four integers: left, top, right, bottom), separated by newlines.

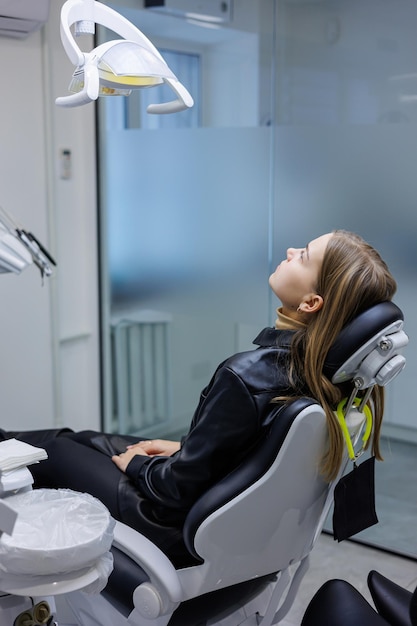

112,522,183,605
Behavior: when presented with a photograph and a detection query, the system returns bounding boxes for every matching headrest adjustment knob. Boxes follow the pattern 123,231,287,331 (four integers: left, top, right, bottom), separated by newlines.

379,338,392,351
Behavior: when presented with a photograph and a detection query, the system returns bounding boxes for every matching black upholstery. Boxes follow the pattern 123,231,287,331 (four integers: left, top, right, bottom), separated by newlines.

301,579,391,626
324,301,403,380
368,570,417,626
300,573,417,626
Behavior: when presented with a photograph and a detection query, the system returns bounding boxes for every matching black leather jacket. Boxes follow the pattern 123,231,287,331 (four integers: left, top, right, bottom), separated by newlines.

124,328,303,526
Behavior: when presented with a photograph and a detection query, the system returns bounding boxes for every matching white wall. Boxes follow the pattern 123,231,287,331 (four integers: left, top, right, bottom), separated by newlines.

0,2,101,432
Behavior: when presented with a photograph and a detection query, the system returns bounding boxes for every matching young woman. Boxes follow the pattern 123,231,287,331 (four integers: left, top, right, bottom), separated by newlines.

0,230,397,566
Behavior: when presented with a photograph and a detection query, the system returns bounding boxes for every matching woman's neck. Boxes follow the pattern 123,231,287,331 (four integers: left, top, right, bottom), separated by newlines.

275,307,307,331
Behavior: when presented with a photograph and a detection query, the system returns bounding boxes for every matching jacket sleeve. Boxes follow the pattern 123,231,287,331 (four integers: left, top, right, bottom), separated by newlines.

124,365,260,512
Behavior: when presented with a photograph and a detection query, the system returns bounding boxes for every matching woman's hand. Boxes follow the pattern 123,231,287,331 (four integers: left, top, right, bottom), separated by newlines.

111,439,180,473
111,446,148,472
127,439,180,457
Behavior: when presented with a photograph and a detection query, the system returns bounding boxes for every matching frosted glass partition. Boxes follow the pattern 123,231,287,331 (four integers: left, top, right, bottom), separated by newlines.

106,127,271,322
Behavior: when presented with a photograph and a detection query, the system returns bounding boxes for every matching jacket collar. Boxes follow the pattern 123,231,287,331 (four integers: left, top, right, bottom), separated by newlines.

252,327,295,348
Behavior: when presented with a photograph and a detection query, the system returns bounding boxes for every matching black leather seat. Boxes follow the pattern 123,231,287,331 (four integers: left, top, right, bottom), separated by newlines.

368,570,417,626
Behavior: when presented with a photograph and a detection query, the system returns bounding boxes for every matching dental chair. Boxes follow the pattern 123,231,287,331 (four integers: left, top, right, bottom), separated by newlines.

57,300,407,626
0,301,408,626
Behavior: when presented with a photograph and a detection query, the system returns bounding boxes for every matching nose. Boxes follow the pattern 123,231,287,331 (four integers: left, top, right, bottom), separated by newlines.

286,247,296,260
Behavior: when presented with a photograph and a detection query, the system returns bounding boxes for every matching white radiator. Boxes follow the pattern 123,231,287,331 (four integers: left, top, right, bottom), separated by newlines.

111,311,171,434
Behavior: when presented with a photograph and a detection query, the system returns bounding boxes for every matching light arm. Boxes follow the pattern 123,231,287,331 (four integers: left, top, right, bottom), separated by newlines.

147,78,195,114
56,0,194,112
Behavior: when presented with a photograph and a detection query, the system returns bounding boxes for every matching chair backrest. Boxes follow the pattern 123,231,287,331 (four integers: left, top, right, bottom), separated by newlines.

182,398,329,592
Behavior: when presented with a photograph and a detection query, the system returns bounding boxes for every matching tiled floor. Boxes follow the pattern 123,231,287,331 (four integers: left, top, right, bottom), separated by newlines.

281,532,417,625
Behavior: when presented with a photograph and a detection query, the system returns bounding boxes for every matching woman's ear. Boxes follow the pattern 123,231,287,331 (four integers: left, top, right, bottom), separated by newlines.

298,293,324,315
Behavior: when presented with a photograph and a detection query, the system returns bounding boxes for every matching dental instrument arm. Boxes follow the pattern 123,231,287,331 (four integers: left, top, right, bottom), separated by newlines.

0,206,56,280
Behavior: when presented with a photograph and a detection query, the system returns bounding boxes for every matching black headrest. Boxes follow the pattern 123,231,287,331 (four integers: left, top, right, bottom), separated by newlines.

323,302,404,381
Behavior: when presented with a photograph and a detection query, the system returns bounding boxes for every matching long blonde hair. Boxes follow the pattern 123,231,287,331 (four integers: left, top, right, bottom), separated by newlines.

290,230,397,481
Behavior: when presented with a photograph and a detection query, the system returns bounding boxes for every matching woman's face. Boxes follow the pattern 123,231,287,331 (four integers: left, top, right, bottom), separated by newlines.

269,233,332,317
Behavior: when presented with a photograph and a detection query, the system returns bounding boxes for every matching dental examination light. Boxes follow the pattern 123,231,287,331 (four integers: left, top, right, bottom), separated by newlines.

0,207,56,280
56,0,194,112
